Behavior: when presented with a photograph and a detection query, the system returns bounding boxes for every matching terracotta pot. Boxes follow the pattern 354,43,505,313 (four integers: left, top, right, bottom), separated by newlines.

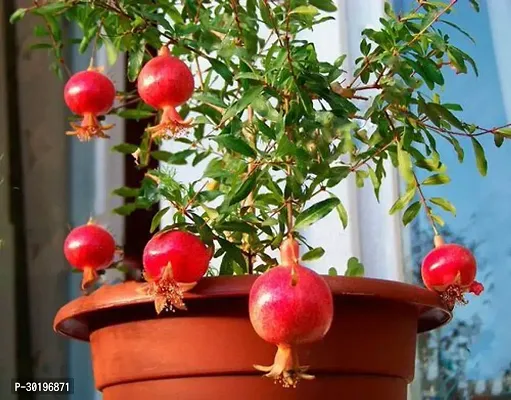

54,276,450,400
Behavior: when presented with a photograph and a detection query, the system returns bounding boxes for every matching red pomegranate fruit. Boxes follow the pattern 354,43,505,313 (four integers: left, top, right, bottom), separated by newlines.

141,230,212,314
421,235,484,309
64,68,116,141
248,237,334,388
63,219,116,291
137,46,194,139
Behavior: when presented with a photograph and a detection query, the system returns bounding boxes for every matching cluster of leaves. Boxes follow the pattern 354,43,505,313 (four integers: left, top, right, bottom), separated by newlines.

12,0,509,276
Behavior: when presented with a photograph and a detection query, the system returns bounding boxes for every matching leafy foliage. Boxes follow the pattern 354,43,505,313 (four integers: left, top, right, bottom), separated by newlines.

13,0,505,275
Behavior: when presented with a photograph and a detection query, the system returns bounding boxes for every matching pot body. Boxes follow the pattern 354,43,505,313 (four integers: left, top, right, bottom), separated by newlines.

54,276,451,400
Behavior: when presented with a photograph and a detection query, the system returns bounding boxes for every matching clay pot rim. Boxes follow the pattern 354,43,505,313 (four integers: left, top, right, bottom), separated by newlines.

54,275,451,342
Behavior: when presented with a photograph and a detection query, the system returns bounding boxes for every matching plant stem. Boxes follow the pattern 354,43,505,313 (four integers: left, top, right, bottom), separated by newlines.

407,0,458,46
286,188,294,238
413,171,439,236
244,106,256,274
350,141,393,172
42,15,71,77
261,0,285,48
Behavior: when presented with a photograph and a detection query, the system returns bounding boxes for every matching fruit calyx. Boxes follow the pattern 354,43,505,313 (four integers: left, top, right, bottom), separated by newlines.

66,112,114,142
254,344,314,388
145,105,192,140
81,267,98,291
139,262,187,314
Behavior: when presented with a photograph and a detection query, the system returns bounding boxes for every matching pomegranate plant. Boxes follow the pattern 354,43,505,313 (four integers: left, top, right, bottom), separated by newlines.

12,0,503,388
249,237,333,387
63,220,117,290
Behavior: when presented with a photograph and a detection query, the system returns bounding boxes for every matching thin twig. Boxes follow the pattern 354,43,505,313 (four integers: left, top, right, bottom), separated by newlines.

350,141,393,172
42,16,71,77
408,0,458,46
413,171,439,236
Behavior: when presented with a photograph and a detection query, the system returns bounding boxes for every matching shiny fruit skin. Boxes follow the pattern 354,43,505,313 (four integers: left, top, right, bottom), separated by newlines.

64,70,116,116
143,230,210,283
249,264,334,345
64,224,116,271
421,243,476,292
137,53,194,110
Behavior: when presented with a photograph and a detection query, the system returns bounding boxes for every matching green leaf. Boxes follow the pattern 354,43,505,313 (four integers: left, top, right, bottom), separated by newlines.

220,86,264,125
192,152,210,166
496,128,511,137
104,38,118,66
427,103,465,131
31,2,69,15
422,174,451,185
229,171,259,205
257,120,277,140
150,207,170,233
234,72,263,81
29,43,53,50
439,20,475,44
328,267,338,276
194,93,228,108
214,136,256,158
309,0,337,11
335,199,348,229
189,213,215,246
219,255,234,275
149,149,192,165
430,197,456,216
291,5,318,15
112,186,139,197
113,203,137,216
471,137,487,176
10,8,27,23
301,247,325,261
397,141,414,185
209,58,233,85
389,187,416,215
217,238,246,271
111,143,138,154
215,221,256,234
431,214,445,227
128,40,146,82
446,135,464,163
494,133,504,148
345,257,364,277
117,109,154,120
326,166,350,187
402,201,421,226
295,198,340,230
469,0,480,12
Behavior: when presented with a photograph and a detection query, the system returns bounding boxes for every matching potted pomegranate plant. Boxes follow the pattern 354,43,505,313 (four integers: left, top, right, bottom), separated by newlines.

12,0,504,398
